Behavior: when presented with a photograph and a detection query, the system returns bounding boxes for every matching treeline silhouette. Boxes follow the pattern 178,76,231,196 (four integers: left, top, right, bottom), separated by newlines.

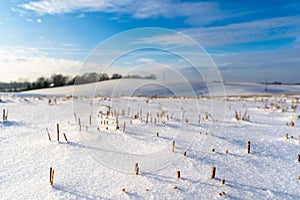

0,73,156,92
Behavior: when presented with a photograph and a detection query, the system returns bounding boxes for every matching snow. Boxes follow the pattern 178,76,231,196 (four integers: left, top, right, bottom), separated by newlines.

1,79,300,199
21,79,300,97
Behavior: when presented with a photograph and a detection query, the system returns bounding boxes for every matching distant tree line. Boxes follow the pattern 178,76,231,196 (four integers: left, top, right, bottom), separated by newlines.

0,72,156,92
259,81,282,85
258,81,300,85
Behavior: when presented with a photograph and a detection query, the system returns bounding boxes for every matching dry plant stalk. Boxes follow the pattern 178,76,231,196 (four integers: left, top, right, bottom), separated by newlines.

176,171,181,179
135,163,139,175
234,111,239,120
211,166,216,179
242,109,248,121
290,121,295,127
134,114,139,120
219,192,226,196
205,112,209,120
56,123,59,142
221,179,225,185
50,167,55,185
2,109,8,122
63,133,68,142
50,167,52,184
285,133,289,139
247,141,251,154
116,115,119,130
136,167,139,175
78,118,81,131
46,128,52,141
2,109,5,121
146,112,149,123
123,122,126,133
172,140,175,152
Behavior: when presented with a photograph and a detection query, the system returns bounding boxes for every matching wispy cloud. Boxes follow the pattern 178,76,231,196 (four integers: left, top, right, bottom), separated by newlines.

136,58,155,63
133,33,195,47
77,13,86,19
183,15,300,47
62,43,78,47
18,0,224,25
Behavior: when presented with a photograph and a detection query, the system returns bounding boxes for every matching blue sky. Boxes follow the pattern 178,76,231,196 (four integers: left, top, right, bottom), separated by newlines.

0,0,299,83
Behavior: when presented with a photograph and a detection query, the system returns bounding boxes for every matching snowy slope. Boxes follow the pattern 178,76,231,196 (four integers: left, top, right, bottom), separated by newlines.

1,81,300,199
21,79,300,97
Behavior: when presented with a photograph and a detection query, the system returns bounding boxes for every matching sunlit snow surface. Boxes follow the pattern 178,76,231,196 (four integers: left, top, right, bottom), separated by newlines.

1,80,300,199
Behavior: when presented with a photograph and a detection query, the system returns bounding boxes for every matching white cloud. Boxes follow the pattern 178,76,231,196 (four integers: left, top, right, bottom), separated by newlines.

20,0,113,15
0,47,82,82
77,13,85,19
36,18,42,23
25,18,33,23
62,43,77,47
136,58,155,63
19,0,224,25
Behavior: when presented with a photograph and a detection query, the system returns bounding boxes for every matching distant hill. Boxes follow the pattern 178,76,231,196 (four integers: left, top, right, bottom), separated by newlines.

21,79,300,97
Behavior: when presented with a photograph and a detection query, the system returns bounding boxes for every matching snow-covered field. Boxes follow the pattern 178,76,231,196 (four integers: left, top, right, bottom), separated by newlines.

22,79,300,97
1,80,300,199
